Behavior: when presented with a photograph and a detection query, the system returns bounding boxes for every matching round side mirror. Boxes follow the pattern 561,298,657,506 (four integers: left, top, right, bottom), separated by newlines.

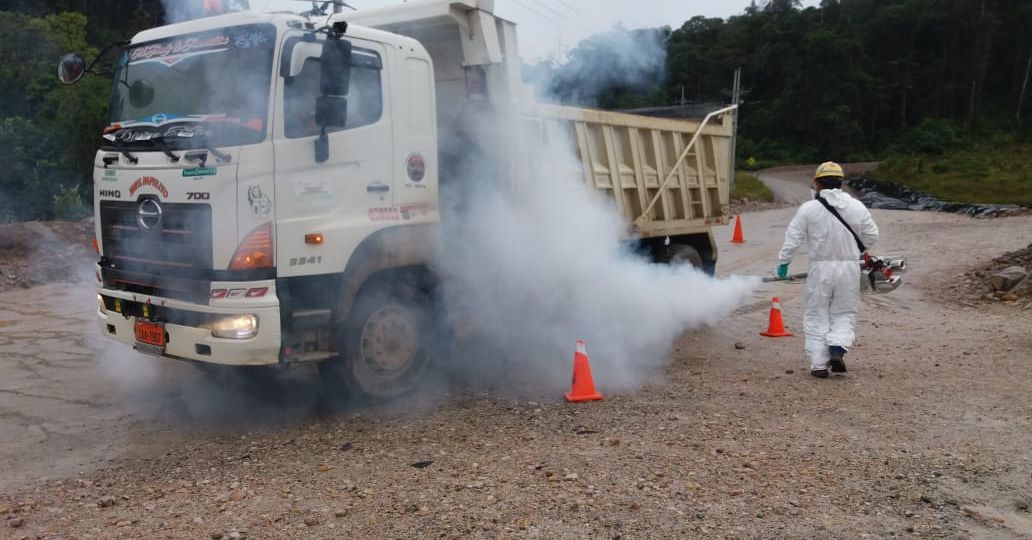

129,80,155,108
57,53,87,85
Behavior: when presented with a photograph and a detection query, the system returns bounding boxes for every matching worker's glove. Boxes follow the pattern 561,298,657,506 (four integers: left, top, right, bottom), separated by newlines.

776,263,789,279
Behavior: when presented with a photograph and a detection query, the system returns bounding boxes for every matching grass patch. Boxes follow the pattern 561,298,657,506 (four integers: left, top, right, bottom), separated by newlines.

731,171,775,202
872,143,1032,206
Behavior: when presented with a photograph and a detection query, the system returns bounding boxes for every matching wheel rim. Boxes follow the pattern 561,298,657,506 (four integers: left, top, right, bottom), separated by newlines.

670,246,703,268
356,304,421,382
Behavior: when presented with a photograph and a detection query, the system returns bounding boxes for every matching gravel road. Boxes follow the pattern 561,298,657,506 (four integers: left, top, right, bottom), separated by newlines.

2,168,1031,539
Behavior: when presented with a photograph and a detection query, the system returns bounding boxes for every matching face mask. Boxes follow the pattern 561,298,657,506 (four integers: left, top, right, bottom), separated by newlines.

811,187,818,200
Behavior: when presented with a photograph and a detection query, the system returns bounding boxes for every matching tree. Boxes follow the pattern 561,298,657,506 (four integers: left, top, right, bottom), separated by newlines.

0,10,106,221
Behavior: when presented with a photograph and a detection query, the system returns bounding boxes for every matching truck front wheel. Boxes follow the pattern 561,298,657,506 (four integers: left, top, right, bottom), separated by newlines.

322,280,435,399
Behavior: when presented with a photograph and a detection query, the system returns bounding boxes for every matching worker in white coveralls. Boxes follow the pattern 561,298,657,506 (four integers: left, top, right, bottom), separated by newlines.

776,162,879,378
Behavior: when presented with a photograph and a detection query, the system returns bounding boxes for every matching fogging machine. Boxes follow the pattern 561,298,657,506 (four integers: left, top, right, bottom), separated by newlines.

763,254,906,294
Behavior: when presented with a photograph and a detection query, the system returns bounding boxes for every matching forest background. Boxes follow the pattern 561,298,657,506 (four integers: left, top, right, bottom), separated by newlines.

1,0,1030,221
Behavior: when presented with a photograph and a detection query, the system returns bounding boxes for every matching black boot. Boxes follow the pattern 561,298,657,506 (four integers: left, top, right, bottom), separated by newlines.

829,346,847,373
810,368,829,378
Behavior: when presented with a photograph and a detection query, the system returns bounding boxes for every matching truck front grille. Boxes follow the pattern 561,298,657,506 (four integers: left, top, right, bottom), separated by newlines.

99,200,214,301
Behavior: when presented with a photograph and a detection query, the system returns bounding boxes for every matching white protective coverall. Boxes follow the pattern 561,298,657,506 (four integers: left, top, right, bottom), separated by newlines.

778,189,879,370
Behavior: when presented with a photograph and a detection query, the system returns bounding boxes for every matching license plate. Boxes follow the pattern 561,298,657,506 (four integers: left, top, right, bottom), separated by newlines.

134,320,166,347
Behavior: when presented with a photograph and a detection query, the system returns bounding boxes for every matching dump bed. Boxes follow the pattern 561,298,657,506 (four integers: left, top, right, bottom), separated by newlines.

345,0,733,240
533,105,732,237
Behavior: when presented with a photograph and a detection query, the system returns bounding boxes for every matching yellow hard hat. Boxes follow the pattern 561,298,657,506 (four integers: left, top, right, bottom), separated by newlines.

814,161,845,180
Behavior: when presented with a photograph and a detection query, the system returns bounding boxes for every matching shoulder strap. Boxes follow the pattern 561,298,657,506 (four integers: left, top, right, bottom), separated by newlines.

816,195,866,253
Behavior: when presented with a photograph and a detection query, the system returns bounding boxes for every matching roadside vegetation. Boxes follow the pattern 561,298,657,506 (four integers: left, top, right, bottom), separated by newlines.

868,118,1032,205
873,143,1032,206
731,171,775,202
0,3,162,222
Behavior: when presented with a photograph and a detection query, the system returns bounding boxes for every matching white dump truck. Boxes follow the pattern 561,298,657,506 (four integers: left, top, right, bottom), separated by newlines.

59,0,735,397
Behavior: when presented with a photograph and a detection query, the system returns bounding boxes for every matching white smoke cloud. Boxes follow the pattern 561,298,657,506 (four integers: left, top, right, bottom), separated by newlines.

436,131,757,397
534,25,667,107
418,3,758,398
159,0,251,23
158,0,205,23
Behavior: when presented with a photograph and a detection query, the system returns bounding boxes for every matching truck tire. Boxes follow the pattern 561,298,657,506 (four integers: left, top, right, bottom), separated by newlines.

322,280,435,399
657,244,704,270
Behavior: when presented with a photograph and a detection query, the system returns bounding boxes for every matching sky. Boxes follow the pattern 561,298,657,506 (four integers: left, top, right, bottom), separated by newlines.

260,0,820,59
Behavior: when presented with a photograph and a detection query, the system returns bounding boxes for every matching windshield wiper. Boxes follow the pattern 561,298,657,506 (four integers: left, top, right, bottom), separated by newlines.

161,148,180,162
149,140,179,162
183,147,230,168
122,129,186,162
103,133,138,163
119,148,139,165
161,120,234,166
206,145,231,164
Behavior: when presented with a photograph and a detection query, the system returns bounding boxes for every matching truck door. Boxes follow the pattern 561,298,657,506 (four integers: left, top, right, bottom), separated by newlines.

273,33,392,276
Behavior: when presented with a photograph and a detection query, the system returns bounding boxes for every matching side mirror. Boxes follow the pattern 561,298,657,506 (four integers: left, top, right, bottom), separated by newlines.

57,53,87,85
315,96,348,128
320,39,352,96
311,96,348,163
314,96,348,164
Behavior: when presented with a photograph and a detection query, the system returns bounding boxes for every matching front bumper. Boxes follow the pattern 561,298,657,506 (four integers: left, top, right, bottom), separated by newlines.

97,279,282,366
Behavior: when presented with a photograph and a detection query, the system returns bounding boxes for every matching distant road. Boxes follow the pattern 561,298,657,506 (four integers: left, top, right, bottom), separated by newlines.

756,162,880,204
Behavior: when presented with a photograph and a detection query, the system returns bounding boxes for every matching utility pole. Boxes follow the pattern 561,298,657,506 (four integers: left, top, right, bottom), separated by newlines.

728,67,742,191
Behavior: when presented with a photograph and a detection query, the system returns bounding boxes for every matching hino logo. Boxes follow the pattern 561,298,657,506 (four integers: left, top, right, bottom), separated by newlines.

137,199,163,231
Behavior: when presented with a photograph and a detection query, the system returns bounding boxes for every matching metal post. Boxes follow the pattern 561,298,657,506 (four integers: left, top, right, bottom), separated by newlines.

333,1,343,13
728,67,742,191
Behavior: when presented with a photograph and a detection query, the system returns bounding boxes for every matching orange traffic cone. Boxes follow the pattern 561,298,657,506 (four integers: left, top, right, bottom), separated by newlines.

731,214,745,244
565,340,603,403
760,297,794,337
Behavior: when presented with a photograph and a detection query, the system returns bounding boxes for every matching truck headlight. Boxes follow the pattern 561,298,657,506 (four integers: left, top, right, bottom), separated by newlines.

211,315,258,339
98,294,106,313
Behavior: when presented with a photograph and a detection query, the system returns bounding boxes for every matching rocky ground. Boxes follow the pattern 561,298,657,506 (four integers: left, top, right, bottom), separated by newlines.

0,220,93,292
2,173,1032,539
942,242,1032,306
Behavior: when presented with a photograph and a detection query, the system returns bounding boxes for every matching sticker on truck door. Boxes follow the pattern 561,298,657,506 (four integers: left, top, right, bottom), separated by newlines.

247,185,272,218
405,153,427,189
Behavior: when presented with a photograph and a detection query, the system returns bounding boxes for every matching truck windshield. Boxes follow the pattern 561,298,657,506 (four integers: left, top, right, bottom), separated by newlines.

107,24,276,148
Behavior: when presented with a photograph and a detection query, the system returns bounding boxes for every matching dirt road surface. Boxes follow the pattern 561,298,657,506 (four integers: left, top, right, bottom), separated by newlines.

2,169,1031,539
757,163,880,204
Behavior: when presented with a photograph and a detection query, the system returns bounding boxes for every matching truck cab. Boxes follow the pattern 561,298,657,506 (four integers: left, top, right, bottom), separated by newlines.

90,10,440,395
